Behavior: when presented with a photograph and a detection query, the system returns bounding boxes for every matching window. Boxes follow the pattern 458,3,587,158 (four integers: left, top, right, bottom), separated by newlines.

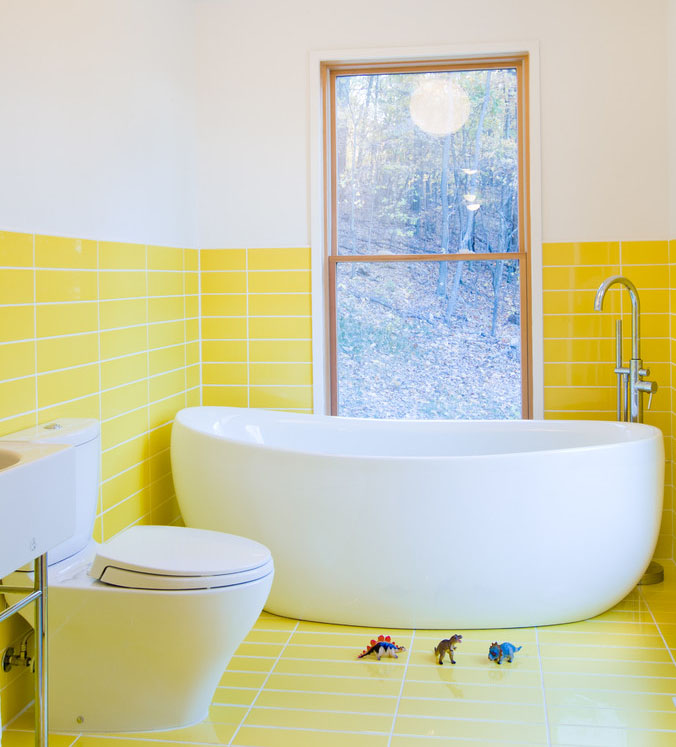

324,56,531,418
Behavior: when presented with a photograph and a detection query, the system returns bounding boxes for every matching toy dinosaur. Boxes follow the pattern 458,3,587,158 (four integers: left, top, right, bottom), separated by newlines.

358,635,405,660
434,634,462,665
488,641,521,665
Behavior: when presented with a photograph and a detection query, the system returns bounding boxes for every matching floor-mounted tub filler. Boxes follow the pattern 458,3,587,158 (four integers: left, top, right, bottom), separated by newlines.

171,407,664,629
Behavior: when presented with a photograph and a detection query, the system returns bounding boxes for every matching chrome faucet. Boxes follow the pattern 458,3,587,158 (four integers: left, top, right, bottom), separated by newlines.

593,275,657,423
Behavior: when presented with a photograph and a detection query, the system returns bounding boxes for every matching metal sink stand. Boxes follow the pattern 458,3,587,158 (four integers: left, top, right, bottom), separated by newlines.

0,554,48,747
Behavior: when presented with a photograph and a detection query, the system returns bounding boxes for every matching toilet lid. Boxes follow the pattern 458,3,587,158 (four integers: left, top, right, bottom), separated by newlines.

89,526,273,591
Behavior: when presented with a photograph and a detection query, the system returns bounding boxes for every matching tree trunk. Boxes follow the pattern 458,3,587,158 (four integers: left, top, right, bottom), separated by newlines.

446,71,493,322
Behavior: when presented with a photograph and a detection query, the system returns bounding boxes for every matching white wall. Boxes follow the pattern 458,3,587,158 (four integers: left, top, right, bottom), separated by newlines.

0,0,197,247
195,0,669,247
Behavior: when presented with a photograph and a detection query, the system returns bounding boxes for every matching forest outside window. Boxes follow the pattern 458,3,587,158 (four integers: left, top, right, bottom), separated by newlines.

325,56,531,418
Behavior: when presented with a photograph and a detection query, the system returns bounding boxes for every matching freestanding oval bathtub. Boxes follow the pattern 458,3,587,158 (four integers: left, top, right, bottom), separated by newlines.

171,407,664,628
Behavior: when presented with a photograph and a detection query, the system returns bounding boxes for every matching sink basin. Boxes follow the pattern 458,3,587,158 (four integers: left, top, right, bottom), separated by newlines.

0,440,77,578
0,448,21,470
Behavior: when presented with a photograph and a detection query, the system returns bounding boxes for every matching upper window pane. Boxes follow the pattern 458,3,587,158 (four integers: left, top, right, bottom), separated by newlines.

334,68,519,256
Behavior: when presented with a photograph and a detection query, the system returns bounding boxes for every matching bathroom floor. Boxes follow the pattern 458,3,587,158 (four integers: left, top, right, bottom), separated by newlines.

4,561,676,747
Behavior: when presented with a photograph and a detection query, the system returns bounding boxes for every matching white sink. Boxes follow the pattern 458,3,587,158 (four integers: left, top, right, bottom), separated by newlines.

0,440,77,578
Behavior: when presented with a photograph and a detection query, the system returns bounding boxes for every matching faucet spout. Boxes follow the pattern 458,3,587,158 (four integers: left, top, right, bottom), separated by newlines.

593,275,640,359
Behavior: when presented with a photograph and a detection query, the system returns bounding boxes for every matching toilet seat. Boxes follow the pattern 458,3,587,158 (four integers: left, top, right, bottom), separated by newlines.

89,525,273,591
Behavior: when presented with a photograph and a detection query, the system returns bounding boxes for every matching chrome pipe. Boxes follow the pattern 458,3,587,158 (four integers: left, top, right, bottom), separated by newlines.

33,554,47,747
615,320,622,421
0,590,42,624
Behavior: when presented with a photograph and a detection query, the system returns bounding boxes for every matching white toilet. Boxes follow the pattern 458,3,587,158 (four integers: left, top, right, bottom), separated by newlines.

2,418,274,733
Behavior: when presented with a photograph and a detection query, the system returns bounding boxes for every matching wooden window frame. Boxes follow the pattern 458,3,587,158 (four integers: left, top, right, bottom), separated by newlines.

322,54,532,418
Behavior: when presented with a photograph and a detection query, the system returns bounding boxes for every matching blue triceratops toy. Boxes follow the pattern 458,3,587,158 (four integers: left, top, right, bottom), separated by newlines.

488,641,521,664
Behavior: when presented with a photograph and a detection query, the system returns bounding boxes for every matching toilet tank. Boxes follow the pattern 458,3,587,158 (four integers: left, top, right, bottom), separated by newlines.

0,419,100,565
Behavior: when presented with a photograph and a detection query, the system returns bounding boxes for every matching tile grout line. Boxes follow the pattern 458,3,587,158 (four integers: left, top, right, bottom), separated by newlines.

386,628,414,747
227,620,300,746
638,583,676,667
534,626,552,747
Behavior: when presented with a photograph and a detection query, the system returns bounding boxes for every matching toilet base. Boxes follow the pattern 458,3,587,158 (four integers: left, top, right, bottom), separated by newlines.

45,573,273,733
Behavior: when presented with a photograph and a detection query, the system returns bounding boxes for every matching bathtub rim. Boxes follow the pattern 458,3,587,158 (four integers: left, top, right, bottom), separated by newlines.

173,406,663,463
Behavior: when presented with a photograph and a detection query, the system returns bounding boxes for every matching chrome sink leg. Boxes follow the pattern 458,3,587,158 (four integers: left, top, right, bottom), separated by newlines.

34,553,47,747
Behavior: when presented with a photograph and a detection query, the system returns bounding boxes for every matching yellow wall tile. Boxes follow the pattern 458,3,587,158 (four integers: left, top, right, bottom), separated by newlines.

202,293,247,316
36,301,98,337
99,298,147,329
38,393,100,422
101,379,149,419
249,293,312,316
103,491,150,538
185,271,199,294
619,264,669,289
201,270,246,293
248,270,311,293
203,385,248,407
0,377,35,420
148,296,185,322
148,245,183,271
542,241,619,267
149,392,186,429
148,270,184,296
100,326,148,359
102,408,148,450
249,317,312,339
36,269,97,302
37,363,99,408
248,247,311,270
37,333,99,372
621,240,669,265
200,248,246,271
0,269,34,304
149,369,186,402
35,235,97,269
102,434,148,481
184,248,199,271
250,385,313,409
250,363,312,386
149,344,186,375
99,241,146,270
148,422,172,455
203,362,247,386
99,270,146,299
0,231,33,266
2,342,35,380
249,340,313,362
149,320,184,349
101,352,148,389
0,305,34,342
202,317,247,339
203,340,247,362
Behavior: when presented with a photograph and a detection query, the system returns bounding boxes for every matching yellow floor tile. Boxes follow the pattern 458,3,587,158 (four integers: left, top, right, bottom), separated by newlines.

226,656,277,673
217,671,268,689
232,726,388,746
393,714,548,742
2,733,76,747
550,724,676,746
243,706,392,733
265,672,402,697
396,697,545,723
254,689,398,715
401,680,544,705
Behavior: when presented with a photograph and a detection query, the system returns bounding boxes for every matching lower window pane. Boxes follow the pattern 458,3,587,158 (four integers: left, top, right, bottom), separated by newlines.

335,259,521,419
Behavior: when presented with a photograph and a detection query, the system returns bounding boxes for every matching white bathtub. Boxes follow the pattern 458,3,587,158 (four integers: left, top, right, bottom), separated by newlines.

171,407,664,628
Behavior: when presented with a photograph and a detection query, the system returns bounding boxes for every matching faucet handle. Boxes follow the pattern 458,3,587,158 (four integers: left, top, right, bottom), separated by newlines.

639,367,650,377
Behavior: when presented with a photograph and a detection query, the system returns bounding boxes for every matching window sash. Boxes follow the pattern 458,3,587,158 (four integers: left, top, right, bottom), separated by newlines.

324,55,531,418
